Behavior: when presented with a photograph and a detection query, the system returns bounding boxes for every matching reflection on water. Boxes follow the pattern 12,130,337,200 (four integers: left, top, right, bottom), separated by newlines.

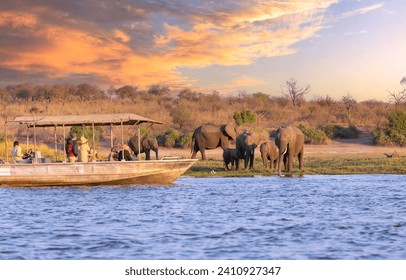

1,175,405,259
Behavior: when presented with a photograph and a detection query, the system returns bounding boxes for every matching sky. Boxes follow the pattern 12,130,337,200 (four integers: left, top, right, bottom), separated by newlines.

0,0,405,101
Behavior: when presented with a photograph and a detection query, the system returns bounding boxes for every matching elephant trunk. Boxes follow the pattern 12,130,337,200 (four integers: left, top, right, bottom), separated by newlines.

278,141,288,176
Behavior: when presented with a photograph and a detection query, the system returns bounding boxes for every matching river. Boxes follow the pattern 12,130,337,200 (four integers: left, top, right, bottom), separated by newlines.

1,175,405,259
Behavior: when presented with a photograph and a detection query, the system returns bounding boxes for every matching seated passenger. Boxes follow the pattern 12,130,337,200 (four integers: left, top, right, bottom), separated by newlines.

107,148,118,161
12,141,23,162
118,144,133,161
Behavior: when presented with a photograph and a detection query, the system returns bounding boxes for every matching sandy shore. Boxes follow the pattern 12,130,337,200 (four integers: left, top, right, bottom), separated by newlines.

158,137,406,160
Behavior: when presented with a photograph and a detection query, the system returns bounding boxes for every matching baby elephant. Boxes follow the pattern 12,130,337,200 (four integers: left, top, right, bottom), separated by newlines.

223,148,239,170
260,141,279,170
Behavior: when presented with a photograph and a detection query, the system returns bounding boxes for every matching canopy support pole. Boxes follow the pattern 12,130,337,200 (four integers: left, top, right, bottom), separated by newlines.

92,123,95,162
26,130,29,152
110,124,114,149
137,125,141,160
121,120,125,161
54,125,58,162
63,124,66,163
5,120,8,163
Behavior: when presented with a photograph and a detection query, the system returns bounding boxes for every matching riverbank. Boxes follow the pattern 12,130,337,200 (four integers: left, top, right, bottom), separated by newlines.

157,135,406,176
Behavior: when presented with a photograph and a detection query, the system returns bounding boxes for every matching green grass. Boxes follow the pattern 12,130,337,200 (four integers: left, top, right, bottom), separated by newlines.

186,156,406,177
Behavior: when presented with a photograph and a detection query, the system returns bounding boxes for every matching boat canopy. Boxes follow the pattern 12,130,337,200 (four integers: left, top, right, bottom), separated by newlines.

7,113,164,127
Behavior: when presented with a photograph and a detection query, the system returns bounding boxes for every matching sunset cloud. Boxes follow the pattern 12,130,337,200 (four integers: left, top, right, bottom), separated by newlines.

1,0,388,93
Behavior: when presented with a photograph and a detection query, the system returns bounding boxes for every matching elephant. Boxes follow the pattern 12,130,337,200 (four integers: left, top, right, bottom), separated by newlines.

222,148,239,170
128,135,159,160
260,141,279,170
275,126,304,175
191,124,238,160
236,132,259,170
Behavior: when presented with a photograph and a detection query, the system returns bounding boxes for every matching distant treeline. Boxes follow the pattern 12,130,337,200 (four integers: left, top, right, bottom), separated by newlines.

1,82,405,147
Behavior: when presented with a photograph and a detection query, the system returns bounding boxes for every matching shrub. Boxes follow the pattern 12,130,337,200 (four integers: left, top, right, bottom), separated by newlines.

160,128,180,148
321,124,361,139
298,125,329,144
178,133,193,149
321,124,336,138
373,110,406,146
233,109,256,125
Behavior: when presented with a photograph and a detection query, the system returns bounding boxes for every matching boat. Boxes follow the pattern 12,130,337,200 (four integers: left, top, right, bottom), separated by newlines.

0,113,197,187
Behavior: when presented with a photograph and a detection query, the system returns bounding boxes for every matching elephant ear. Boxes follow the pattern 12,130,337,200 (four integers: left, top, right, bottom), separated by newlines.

224,125,237,140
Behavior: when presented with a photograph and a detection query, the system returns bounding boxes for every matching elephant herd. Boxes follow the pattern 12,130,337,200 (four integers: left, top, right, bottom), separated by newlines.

129,123,304,175
191,124,305,175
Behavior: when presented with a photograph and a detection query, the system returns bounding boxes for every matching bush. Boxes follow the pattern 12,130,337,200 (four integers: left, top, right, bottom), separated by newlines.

321,124,336,138
321,124,360,139
233,109,256,125
298,125,329,144
373,110,406,146
160,128,180,148
178,133,193,149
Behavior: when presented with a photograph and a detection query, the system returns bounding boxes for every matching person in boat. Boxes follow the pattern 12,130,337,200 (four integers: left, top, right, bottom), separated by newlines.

78,136,90,162
66,133,79,162
118,144,133,161
107,147,118,161
11,141,28,163
89,148,98,162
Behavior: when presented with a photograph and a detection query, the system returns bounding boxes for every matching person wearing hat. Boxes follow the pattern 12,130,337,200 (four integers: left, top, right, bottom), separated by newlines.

78,135,91,162
66,133,79,162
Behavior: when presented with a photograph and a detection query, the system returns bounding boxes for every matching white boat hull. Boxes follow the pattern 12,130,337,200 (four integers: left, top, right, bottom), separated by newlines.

0,159,197,187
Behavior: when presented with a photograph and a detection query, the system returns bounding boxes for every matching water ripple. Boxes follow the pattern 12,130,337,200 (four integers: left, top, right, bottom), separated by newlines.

0,175,405,259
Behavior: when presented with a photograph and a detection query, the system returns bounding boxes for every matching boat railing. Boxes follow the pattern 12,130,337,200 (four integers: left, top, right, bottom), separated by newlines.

160,156,180,161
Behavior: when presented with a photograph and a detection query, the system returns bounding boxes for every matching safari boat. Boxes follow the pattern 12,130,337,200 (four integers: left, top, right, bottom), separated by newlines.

0,113,197,187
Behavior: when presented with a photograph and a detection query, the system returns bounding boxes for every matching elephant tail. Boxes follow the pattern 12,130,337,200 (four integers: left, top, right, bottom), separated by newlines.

191,134,195,155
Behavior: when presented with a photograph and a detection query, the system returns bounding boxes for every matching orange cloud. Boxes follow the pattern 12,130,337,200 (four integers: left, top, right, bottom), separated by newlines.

0,1,338,90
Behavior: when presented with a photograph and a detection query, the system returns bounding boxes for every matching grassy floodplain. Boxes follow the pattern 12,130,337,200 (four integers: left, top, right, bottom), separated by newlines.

185,156,406,177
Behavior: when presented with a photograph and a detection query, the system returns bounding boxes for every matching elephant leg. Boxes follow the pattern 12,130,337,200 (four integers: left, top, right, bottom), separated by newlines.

262,154,268,169
145,150,150,160
283,154,288,171
277,153,283,176
244,154,249,169
249,153,254,169
288,151,294,172
191,144,198,159
235,158,240,171
197,141,207,160
155,148,158,160
298,148,304,170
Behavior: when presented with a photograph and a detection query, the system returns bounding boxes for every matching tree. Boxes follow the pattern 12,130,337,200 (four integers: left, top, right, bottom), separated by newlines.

178,88,201,101
387,89,406,107
281,79,310,107
341,93,357,125
116,85,138,99
171,106,192,130
148,84,170,95
401,77,406,86
76,84,102,102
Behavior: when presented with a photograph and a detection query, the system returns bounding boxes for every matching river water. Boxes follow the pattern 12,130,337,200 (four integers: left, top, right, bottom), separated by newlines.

1,175,405,260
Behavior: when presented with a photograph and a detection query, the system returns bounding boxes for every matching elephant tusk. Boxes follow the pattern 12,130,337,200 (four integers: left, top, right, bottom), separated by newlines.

282,148,287,155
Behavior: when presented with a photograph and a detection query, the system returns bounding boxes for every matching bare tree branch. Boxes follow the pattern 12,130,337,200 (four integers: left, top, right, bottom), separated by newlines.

387,89,406,106
281,78,310,107
341,93,357,125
